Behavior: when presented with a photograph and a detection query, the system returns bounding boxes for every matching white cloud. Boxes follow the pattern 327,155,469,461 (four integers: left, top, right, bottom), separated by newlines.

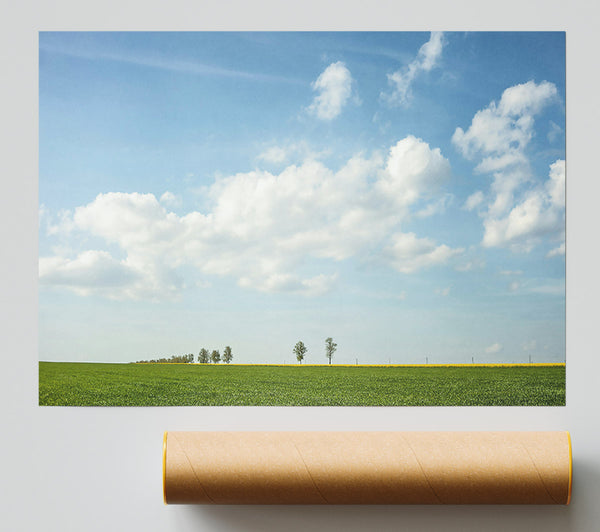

382,32,445,106
418,32,445,71
453,81,564,254
546,159,565,208
40,136,462,300
482,160,565,252
453,81,557,162
72,192,182,250
547,242,565,258
435,286,451,296
463,190,484,211
307,61,354,120
454,249,486,273
498,81,558,116
256,141,330,167
378,135,451,208
257,146,288,165
41,42,302,85
499,270,523,276
474,151,528,175
384,233,463,274
415,194,453,218
38,250,149,299
485,343,503,354
44,208,75,236
455,260,479,272
159,191,182,208
239,272,337,297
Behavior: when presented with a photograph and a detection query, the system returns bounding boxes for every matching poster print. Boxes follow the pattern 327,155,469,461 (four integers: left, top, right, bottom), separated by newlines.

38,32,565,406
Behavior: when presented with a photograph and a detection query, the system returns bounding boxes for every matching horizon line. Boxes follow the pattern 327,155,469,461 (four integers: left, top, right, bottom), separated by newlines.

39,361,566,368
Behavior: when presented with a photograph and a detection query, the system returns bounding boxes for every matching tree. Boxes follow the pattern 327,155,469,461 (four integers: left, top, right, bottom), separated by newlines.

325,337,337,365
211,349,221,364
293,341,307,364
198,348,210,364
222,346,233,364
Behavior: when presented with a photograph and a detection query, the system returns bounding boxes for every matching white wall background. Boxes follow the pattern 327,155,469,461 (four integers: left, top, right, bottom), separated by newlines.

2,1,599,530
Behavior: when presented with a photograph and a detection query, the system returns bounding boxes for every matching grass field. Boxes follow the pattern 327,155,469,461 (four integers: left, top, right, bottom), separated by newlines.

38,362,565,406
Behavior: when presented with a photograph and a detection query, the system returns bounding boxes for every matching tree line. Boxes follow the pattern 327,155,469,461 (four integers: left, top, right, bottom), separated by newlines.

135,336,338,365
136,346,233,364
197,346,233,364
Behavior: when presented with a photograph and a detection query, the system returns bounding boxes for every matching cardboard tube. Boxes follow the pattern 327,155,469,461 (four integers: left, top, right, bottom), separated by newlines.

163,431,572,505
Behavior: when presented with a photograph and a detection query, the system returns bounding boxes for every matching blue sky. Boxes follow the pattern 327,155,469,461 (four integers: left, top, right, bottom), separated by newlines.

38,32,565,364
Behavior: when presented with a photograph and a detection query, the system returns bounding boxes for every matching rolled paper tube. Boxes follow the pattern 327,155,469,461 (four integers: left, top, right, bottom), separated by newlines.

163,431,572,505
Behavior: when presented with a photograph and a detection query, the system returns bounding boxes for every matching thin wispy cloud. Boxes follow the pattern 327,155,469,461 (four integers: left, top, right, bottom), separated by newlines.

499,270,523,276
39,43,303,84
527,280,565,296
508,281,520,292
381,32,445,106
256,141,330,167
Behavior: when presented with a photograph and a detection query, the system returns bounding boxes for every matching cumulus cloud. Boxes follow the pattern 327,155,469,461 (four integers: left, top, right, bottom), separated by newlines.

39,250,149,299
453,81,564,254
382,32,445,106
482,160,565,252
377,135,451,208
40,136,462,300
453,80,557,162
307,61,354,120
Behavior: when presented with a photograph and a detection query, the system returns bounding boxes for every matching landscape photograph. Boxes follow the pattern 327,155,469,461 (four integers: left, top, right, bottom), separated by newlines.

38,31,566,406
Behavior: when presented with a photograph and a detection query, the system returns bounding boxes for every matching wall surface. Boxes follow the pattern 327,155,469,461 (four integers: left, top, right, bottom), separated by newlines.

2,1,599,531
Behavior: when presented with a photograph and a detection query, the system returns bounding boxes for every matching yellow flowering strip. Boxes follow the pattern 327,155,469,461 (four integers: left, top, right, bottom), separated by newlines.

168,362,565,368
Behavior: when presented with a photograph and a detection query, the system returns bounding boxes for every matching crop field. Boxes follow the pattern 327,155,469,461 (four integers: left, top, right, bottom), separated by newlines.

38,362,565,406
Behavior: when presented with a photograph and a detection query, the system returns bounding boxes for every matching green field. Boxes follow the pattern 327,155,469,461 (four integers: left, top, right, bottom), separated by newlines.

38,362,565,406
